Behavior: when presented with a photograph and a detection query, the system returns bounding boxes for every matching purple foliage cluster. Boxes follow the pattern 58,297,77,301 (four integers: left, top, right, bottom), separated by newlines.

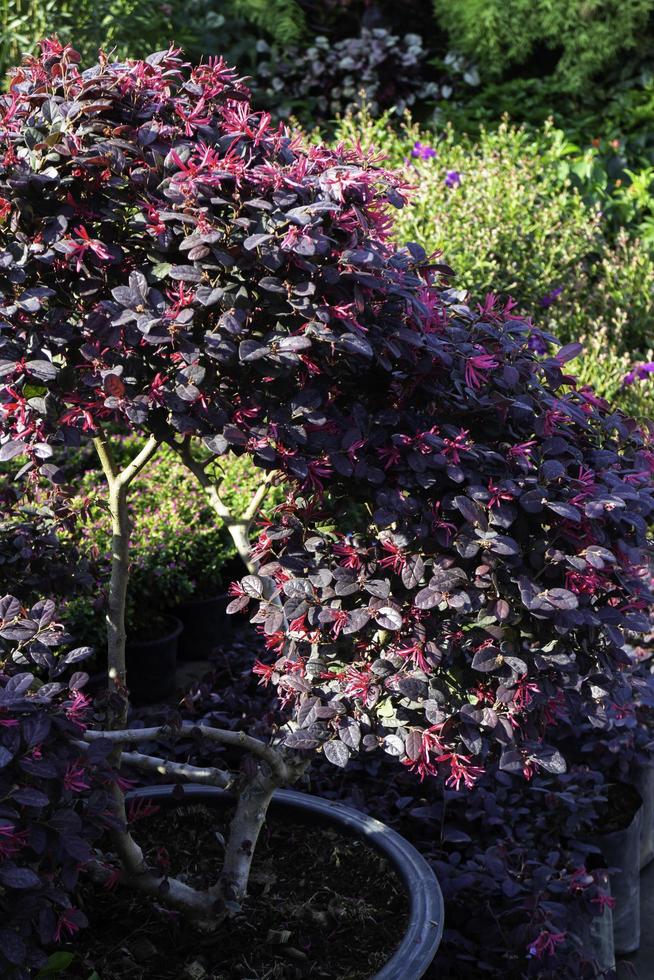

0,597,118,978
0,39,652,975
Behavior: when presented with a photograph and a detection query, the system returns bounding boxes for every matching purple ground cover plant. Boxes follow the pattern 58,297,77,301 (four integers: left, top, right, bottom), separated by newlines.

0,38,652,976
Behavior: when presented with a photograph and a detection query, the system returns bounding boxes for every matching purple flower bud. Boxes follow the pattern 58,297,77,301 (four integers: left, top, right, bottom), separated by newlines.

539,286,563,308
623,362,654,386
444,170,461,188
412,141,437,161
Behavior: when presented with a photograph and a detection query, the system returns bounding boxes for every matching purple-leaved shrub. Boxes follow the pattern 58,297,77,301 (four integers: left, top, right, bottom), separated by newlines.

0,39,652,975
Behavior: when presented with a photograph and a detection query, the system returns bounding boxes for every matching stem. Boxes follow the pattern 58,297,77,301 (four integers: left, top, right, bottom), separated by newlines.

213,764,278,907
242,470,276,524
91,431,161,891
173,438,276,574
120,751,232,788
73,740,232,788
92,433,160,699
83,723,289,782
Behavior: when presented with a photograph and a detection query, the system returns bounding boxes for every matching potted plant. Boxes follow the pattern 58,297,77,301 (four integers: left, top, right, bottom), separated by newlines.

0,39,652,978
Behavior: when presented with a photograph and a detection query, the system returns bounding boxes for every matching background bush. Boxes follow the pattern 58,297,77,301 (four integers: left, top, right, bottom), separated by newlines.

433,0,654,92
333,110,654,416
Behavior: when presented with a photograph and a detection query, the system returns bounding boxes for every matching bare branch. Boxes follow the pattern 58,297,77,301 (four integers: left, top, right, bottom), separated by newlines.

92,433,118,485
242,470,277,524
116,433,160,488
82,722,289,781
74,740,232,787
121,751,232,787
173,438,255,572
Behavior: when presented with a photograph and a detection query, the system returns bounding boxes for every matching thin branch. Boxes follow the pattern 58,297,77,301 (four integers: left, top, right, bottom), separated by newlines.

92,433,118,484
242,470,277,524
173,438,255,572
82,723,288,781
73,740,232,788
121,750,232,787
116,433,160,488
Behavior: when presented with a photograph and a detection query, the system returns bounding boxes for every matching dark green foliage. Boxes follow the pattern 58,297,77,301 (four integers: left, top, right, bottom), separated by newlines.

433,0,654,92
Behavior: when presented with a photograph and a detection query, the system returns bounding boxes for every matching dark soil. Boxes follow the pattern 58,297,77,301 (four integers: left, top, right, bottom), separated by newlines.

63,798,408,980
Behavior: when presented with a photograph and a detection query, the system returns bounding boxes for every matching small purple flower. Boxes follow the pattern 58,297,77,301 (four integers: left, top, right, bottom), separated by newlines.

444,170,461,188
623,362,654,386
412,141,437,160
540,286,563,308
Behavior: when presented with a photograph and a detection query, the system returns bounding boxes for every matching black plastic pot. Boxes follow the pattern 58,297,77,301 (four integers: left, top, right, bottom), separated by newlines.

126,783,444,980
124,615,183,704
174,593,232,661
632,764,654,869
587,869,615,975
596,782,643,955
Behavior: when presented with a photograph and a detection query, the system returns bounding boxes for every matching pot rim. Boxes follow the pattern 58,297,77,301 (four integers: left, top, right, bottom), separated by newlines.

126,783,444,980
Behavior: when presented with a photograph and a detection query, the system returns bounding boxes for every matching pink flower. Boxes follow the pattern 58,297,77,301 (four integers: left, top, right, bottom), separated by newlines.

511,674,540,710
67,225,112,271
343,665,376,704
436,751,485,790
302,457,333,492
591,892,616,911
442,429,472,464
377,445,402,469
329,609,349,638
395,642,431,673
403,726,445,781
63,763,90,794
465,351,498,389
253,660,275,686
507,440,535,467
527,930,566,959
334,541,363,569
487,480,513,508
0,822,28,858
64,690,91,729
54,907,84,943
379,541,406,573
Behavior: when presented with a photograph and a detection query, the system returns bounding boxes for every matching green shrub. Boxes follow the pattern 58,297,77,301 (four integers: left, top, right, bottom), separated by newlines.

0,0,305,84
333,110,654,417
335,113,604,317
433,0,653,92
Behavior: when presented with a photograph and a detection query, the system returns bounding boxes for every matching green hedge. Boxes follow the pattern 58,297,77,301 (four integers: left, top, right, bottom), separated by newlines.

334,110,654,415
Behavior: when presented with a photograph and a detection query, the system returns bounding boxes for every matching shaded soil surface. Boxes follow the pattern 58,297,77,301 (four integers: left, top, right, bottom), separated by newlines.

62,799,408,980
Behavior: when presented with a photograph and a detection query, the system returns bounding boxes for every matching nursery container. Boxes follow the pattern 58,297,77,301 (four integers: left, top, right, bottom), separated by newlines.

596,782,643,955
174,593,232,661
125,614,183,704
587,870,616,975
126,783,444,980
632,764,654,869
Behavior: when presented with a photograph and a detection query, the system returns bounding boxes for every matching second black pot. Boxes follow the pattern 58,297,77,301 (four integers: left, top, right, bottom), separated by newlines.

595,781,643,955
174,593,232,661
125,614,183,704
